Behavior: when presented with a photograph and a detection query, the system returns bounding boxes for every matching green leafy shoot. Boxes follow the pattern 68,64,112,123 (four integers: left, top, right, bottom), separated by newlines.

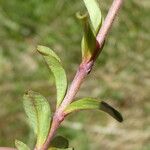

65,98,123,122
15,140,30,150
77,12,96,61
23,90,51,148
37,45,67,107
83,0,102,34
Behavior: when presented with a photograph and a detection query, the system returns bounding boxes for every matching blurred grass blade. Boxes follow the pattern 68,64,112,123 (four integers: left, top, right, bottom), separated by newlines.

77,13,96,60
83,0,102,34
23,90,51,148
37,45,67,107
65,98,123,122
15,140,30,150
50,136,69,149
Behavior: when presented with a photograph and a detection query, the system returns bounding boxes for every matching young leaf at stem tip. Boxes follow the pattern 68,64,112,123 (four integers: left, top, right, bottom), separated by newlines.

15,140,30,150
83,0,102,35
65,98,123,122
37,45,68,108
23,90,51,148
77,12,96,61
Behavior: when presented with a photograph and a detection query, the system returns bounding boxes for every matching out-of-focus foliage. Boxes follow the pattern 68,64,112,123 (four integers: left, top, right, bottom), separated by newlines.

0,0,149,150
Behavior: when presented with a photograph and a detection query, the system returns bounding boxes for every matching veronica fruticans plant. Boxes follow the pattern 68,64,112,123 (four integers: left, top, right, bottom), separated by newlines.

0,0,123,150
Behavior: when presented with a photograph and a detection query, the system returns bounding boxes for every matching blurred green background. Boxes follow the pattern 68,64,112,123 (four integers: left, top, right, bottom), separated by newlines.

0,0,149,149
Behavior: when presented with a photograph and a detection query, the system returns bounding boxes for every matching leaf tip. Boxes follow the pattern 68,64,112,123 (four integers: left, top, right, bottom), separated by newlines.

100,101,123,122
24,90,34,98
76,11,88,20
15,139,30,150
37,45,49,56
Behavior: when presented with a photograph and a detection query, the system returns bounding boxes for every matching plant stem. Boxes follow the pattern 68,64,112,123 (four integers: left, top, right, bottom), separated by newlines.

41,0,123,149
94,0,123,60
57,60,94,114
41,60,94,150
97,0,123,45
0,148,16,150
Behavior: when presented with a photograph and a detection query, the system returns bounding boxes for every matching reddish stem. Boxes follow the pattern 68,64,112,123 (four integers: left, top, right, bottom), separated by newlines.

97,0,123,44
0,148,16,150
42,60,94,150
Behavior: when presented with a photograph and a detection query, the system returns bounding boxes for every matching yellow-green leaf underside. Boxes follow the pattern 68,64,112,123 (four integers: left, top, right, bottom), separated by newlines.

37,45,67,107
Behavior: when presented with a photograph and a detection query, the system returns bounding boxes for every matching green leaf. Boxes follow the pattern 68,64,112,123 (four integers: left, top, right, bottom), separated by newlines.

23,90,51,147
15,140,30,150
77,12,96,60
37,45,67,107
65,98,123,122
83,0,102,34
49,136,74,150
50,136,69,149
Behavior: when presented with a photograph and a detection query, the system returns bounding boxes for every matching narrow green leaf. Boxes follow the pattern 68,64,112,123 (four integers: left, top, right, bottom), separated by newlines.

77,12,96,60
37,45,67,107
23,90,51,147
50,136,69,149
65,98,123,122
15,140,30,150
83,0,102,34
